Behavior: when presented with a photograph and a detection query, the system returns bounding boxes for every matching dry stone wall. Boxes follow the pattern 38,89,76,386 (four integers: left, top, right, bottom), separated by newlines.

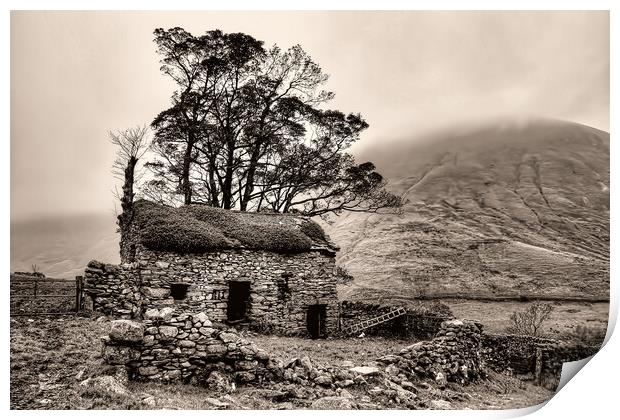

376,320,485,385
482,333,600,384
102,308,281,385
84,261,142,319
85,244,339,337
102,313,487,396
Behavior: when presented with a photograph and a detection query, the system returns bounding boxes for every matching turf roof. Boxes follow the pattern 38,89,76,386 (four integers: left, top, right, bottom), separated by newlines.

131,200,338,255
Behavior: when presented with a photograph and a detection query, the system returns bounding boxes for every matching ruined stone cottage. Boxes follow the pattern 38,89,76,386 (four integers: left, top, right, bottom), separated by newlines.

84,200,340,338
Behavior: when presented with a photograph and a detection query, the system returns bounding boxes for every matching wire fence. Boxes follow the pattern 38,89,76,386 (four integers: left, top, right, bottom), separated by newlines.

10,275,84,316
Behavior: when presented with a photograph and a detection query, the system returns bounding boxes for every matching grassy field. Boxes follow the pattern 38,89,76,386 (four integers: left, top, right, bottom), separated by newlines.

248,334,413,366
8,273,562,410
10,314,554,410
10,274,78,315
443,299,609,339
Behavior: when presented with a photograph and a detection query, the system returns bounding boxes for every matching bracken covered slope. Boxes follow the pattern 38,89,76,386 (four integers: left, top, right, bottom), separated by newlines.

327,119,609,303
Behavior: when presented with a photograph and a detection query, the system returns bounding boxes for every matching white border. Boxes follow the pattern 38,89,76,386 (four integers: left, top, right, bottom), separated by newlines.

3,2,616,420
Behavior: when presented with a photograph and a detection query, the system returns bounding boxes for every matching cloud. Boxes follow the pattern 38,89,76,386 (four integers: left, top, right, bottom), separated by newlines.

10,11,609,220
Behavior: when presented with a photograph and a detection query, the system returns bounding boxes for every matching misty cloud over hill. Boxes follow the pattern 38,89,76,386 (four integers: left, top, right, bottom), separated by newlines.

11,213,119,279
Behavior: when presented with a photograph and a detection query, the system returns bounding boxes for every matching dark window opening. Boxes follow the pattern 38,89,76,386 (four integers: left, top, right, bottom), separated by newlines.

128,244,136,262
227,281,251,323
212,289,225,300
278,273,292,300
170,283,189,301
307,304,327,339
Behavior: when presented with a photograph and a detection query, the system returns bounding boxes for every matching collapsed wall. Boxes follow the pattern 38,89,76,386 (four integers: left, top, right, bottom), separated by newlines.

376,319,485,385
102,307,282,385
101,313,487,390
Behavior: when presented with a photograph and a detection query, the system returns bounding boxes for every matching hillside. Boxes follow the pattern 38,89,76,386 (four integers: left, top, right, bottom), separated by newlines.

327,119,609,303
10,119,610,301
10,213,119,279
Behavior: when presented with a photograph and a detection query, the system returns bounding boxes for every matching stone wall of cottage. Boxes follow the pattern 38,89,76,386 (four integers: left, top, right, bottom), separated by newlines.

84,244,339,337
83,261,142,319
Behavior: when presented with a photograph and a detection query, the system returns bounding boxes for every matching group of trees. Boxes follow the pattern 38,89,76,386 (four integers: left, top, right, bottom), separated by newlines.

112,27,401,219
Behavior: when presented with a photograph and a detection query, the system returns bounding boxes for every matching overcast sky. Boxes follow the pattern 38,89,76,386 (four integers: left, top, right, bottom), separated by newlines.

10,10,609,221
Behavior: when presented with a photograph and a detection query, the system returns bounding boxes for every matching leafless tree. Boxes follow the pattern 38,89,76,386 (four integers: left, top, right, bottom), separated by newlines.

109,125,150,233
506,302,555,337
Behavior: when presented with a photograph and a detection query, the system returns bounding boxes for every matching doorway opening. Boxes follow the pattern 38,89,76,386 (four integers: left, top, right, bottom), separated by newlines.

307,304,327,339
227,281,251,322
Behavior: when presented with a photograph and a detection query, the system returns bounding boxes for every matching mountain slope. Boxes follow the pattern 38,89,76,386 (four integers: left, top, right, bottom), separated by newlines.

327,119,609,303
10,214,120,279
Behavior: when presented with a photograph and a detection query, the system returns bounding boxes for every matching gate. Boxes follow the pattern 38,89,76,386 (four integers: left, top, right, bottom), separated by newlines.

10,275,84,316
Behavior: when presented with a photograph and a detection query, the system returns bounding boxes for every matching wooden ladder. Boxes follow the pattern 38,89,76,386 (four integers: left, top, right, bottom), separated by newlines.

342,307,407,336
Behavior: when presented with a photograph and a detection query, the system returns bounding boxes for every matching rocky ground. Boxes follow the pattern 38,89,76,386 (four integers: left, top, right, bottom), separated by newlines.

445,299,609,337
10,315,553,410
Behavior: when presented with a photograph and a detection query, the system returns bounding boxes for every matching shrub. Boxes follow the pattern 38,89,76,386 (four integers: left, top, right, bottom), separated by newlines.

505,302,554,337
299,219,327,243
560,324,607,347
336,266,354,284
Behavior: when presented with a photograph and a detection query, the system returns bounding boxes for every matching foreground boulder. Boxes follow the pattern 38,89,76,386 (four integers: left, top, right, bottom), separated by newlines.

311,396,355,410
80,375,128,396
109,320,144,343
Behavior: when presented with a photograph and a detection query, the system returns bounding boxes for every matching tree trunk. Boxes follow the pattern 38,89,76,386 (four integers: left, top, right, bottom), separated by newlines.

181,135,195,205
118,156,137,263
222,153,234,209
118,156,137,229
208,155,220,207
240,148,261,211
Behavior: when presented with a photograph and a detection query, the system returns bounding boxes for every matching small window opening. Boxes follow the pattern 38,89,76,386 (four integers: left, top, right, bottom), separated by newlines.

278,273,292,300
212,289,226,300
128,244,136,262
170,283,189,301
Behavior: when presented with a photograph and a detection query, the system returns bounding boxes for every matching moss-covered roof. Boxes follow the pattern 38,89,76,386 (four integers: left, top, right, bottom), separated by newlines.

131,200,338,255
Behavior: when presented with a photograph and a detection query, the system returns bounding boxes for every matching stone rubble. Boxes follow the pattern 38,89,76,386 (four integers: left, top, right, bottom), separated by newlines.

101,310,487,409
375,319,485,386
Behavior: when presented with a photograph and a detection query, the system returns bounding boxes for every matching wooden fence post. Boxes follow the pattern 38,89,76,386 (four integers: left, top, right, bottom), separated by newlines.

34,278,38,298
75,276,83,312
534,347,543,385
